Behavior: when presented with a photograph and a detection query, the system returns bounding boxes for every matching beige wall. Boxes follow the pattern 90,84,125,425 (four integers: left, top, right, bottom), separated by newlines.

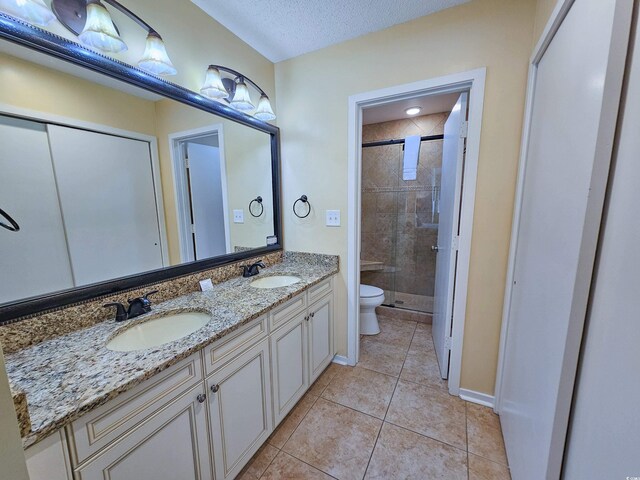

0,346,29,480
154,99,274,263
275,0,537,395
533,0,559,45
0,52,157,135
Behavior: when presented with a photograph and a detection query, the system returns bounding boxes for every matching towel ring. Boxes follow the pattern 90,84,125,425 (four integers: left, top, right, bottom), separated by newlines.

293,195,311,218
0,207,20,232
248,196,264,217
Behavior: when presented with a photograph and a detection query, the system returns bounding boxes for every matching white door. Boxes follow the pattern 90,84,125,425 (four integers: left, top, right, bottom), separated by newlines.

432,92,467,379
47,125,164,286
0,116,74,303
207,339,272,480
498,1,633,479
186,142,228,259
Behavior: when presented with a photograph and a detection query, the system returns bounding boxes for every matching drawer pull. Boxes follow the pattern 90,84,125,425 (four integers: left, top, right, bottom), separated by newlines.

210,384,220,393
196,393,206,403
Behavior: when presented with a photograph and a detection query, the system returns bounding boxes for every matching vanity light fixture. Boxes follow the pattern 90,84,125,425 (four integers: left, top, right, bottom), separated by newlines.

0,0,178,75
0,0,56,26
200,65,276,122
405,106,422,116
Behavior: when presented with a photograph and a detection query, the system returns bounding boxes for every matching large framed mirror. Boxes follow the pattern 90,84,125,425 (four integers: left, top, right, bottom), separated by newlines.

0,11,282,323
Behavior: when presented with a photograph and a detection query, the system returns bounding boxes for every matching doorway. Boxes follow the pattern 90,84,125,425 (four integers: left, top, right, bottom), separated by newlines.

169,125,231,262
346,69,486,396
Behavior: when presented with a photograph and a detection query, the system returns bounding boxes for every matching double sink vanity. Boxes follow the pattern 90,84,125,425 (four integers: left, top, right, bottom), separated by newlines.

6,253,338,480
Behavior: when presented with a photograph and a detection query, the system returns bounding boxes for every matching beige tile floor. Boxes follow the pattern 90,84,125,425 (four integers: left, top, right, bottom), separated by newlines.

238,315,511,480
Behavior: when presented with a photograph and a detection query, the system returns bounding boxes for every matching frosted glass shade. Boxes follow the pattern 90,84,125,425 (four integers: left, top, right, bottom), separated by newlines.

78,1,127,53
0,0,55,26
230,80,254,112
200,67,227,99
137,33,176,76
254,94,276,121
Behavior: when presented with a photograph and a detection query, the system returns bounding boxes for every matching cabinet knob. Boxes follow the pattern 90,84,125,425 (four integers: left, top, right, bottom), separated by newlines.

310,312,315,318
210,384,220,393
304,315,309,321
196,393,206,403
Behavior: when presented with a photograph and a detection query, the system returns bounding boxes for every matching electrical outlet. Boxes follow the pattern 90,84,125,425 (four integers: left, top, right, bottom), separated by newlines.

233,209,244,223
326,210,340,227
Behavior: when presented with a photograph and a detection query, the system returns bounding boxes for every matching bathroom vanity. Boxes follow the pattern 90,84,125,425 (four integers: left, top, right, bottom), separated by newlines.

11,255,337,480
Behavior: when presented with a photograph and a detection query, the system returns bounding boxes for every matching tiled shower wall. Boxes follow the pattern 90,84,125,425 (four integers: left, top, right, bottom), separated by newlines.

360,113,448,312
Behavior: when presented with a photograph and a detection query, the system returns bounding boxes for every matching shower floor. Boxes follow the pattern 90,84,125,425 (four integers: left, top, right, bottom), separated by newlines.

383,291,434,314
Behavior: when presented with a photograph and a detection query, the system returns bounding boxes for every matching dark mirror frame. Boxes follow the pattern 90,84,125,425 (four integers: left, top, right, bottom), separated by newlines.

0,13,282,325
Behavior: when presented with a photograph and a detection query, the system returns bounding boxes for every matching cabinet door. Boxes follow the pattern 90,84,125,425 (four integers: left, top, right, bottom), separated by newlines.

207,339,272,480
308,293,334,383
75,385,212,480
271,311,308,425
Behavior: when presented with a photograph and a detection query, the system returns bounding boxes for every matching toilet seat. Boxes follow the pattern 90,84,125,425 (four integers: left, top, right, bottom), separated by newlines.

360,284,384,298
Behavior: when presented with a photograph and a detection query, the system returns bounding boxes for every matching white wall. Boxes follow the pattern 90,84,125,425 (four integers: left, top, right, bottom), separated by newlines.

562,14,640,478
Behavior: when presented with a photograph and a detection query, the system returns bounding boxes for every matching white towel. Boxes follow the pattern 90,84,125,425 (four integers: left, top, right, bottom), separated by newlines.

402,135,421,180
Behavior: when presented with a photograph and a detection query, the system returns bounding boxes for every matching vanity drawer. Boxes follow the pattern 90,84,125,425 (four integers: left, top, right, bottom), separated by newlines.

204,315,268,376
269,293,307,331
68,352,203,465
307,277,333,304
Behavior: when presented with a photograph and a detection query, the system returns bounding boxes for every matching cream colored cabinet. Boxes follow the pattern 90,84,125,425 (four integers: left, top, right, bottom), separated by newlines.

74,384,212,480
270,310,308,424
25,430,73,480
307,291,334,384
207,338,273,480
269,277,334,424
24,275,335,480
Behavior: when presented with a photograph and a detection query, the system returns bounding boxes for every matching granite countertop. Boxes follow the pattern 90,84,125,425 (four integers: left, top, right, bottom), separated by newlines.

6,252,338,447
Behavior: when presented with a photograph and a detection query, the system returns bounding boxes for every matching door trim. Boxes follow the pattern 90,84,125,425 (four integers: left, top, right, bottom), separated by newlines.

346,68,486,396
168,124,231,263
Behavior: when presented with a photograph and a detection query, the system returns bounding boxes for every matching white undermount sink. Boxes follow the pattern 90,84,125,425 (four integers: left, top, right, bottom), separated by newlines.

106,312,211,352
250,275,301,289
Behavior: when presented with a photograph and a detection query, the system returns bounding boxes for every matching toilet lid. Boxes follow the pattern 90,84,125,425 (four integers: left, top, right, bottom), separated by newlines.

360,284,384,298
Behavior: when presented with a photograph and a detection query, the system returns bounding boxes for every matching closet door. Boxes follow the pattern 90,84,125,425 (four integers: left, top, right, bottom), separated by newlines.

0,116,73,303
47,125,163,286
498,1,633,479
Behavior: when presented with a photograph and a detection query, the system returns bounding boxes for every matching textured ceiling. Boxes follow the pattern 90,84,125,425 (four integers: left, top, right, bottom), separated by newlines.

192,0,470,62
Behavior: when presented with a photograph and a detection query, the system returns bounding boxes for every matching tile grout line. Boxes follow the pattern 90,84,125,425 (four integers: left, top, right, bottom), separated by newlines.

253,443,280,480
382,418,468,454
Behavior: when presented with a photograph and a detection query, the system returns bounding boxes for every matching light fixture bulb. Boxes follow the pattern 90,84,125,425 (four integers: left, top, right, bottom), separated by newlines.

254,94,276,122
78,0,127,53
0,0,56,26
229,79,254,112
137,32,176,76
200,66,228,99
405,107,422,116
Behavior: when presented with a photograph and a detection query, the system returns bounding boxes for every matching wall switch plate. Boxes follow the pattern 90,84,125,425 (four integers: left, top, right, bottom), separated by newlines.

326,210,341,227
233,209,244,223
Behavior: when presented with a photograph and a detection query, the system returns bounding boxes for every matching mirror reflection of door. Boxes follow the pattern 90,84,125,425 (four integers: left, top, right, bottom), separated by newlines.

181,134,230,261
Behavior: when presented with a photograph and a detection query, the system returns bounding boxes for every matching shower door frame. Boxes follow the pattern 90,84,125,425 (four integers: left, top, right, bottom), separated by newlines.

345,68,486,398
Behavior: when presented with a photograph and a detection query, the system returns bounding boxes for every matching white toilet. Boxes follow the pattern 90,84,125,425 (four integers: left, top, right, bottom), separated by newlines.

359,284,385,335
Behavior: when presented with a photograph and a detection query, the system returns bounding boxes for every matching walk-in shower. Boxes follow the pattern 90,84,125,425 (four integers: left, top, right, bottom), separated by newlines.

360,113,446,314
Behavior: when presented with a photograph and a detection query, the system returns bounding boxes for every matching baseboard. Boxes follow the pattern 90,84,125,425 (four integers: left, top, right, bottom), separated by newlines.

332,355,349,366
459,388,495,408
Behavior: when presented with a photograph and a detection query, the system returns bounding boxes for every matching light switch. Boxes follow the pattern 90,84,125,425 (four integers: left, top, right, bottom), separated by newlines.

233,209,244,223
326,210,340,227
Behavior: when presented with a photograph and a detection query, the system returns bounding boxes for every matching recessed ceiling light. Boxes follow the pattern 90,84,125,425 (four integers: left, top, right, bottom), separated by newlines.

405,107,422,116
